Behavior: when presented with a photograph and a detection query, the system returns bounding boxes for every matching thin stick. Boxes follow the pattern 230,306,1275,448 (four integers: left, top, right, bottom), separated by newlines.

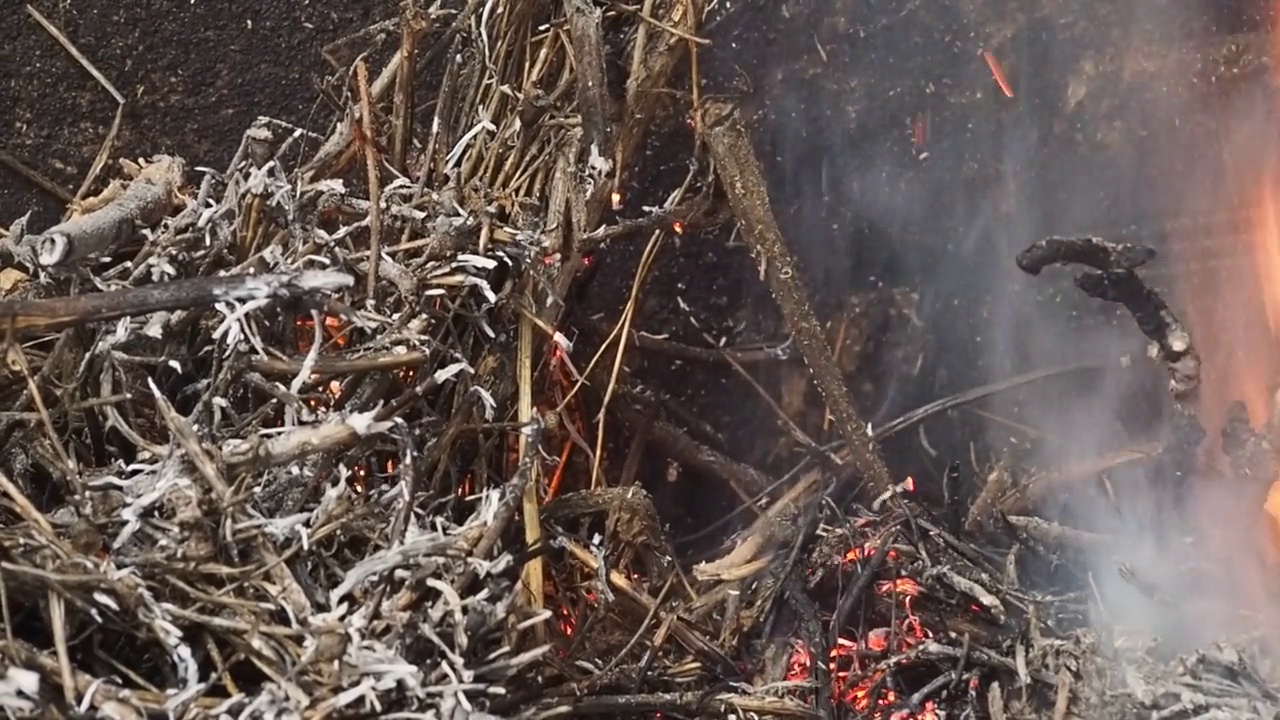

25,4,126,215
0,470,60,546
391,6,428,172
871,363,1108,440
0,151,73,203
25,5,123,105
355,60,383,300
6,345,80,497
591,230,662,488
517,305,545,638
48,592,76,707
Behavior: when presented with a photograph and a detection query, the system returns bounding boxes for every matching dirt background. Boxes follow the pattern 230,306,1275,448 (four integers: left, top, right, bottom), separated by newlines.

0,0,396,227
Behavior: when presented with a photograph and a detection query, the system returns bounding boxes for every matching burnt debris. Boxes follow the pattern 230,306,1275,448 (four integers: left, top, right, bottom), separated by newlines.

1017,236,1200,402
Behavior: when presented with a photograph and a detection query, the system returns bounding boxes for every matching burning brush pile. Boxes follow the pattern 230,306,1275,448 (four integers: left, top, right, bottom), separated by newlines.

2,1,1280,719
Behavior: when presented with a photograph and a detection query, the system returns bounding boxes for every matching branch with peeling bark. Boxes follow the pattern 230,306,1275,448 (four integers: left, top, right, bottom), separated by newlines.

22,155,186,269
220,409,392,473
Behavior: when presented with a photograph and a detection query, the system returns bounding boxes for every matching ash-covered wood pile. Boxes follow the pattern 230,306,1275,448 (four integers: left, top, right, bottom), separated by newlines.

2,1,1280,719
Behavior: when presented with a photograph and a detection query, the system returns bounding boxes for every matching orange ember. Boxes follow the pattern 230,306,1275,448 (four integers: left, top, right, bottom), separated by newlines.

295,314,348,353
843,542,899,564
876,578,922,596
784,562,932,717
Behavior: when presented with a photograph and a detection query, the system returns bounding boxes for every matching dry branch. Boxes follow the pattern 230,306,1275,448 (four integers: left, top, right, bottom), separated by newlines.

564,0,613,156
24,155,185,268
0,270,352,333
703,101,892,495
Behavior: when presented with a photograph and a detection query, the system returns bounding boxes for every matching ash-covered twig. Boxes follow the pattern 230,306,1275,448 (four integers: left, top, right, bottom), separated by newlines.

24,155,185,268
1017,236,1200,401
1004,515,1113,555
0,269,352,333
220,407,391,472
528,690,817,718
966,464,1013,532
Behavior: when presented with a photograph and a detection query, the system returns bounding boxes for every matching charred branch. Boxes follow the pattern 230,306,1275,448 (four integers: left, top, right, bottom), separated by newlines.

1015,236,1157,276
1017,236,1200,403
21,155,185,269
0,270,352,334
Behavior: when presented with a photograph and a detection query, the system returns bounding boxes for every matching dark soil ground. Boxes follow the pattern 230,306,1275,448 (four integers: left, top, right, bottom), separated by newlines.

0,1,395,227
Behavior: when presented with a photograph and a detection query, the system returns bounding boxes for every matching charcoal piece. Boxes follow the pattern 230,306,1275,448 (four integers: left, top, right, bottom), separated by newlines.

1016,238,1199,402
1221,401,1276,495
1015,236,1157,276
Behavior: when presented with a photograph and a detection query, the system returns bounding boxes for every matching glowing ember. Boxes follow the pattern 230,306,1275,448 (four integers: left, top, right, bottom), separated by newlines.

783,568,933,716
981,49,1014,98
295,314,348,352
348,464,368,495
911,111,928,153
843,542,898,564
876,578,922,596
865,627,890,653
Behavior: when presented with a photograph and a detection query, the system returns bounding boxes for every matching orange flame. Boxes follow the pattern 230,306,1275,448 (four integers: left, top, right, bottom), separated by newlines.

1252,15,1280,545
1255,186,1280,337
1174,19,1280,566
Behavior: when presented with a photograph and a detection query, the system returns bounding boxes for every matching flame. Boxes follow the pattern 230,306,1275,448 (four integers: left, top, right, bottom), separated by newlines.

1177,29,1280,561
1246,185,1280,560
1252,18,1280,545
1255,186,1280,337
